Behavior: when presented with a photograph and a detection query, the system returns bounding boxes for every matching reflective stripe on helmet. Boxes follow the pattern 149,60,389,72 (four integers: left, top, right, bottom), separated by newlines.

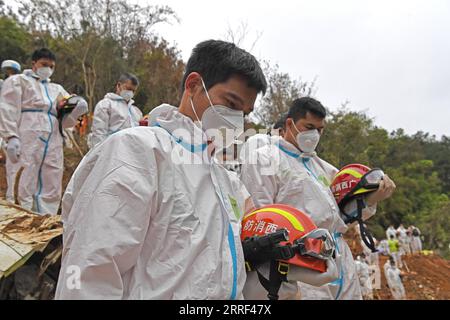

352,187,371,195
244,207,305,232
333,168,363,180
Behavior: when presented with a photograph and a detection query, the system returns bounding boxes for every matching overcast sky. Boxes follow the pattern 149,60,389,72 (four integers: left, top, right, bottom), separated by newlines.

142,0,449,137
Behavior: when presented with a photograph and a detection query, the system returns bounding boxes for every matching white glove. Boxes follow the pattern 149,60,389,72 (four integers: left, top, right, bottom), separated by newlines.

62,96,89,129
242,258,340,300
6,137,21,164
71,96,89,119
287,258,339,287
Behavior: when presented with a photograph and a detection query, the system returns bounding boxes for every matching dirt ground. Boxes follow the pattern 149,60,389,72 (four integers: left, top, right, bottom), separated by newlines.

345,227,450,300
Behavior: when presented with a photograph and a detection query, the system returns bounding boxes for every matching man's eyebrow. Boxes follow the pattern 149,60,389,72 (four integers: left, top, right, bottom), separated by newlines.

225,91,244,105
305,122,324,129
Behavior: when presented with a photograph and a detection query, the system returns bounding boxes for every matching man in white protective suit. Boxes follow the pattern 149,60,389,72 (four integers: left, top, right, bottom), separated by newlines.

0,59,21,92
384,256,406,300
55,40,268,300
397,224,410,256
1,59,22,203
88,73,143,149
410,225,423,254
355,254,373,300
240,97,396,300
386,225,397,240
0,48,88,215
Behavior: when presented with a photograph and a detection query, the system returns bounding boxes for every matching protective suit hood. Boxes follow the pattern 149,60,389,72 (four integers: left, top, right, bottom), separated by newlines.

105,92,134,105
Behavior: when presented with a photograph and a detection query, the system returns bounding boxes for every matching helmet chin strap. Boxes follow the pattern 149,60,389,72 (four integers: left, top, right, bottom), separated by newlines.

339,197,377,253
356,197,378,253
255,261,289,301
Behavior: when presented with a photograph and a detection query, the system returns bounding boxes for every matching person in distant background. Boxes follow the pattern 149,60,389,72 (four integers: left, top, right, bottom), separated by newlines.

384,256,406,300
410,225,423,254
0,48,88,215
0,59,22,202
88,73,142,149
388,234,402,268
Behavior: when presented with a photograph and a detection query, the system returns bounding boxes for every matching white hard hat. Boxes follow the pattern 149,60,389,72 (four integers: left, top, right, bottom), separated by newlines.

1,60,21,72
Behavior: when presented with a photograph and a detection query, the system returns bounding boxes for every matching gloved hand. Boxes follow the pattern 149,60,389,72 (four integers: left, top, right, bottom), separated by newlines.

62,96,89,129
70,96,89,119
287,258,339,286
6,137,21,164
366,174,396,206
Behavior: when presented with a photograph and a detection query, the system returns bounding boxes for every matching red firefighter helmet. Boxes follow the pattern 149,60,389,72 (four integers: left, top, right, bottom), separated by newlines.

241,204,335,273
331,164,384,207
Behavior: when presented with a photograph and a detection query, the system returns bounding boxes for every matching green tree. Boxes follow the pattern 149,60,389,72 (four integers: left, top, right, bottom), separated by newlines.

5,0,178,109
251,62,316,128
0,16,30,64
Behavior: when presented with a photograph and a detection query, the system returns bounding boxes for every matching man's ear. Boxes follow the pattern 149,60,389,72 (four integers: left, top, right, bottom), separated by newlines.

285,117,293,132
184,72,203,98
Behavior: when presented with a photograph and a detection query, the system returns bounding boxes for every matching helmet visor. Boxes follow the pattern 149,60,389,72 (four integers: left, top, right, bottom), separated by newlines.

361,169,384,189
295,228,335,260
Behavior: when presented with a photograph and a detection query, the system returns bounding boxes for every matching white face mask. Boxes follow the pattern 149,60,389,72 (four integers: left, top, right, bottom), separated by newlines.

36,67,53,80
190,79,244,142
120,89,134,102
291,121,321,153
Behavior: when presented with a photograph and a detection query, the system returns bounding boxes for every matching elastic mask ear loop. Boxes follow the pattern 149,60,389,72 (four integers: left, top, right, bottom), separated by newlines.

288,119,298,143
189,96,202,129
201,79,215,107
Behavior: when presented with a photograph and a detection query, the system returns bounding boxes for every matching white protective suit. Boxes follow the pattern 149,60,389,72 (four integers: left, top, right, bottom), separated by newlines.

243,258,339,300
55,106,249,300
355,258,373,299
147,104,178,127
361,237,381,291
239,133,271,163
240,137,376,300
384,261,406,300
0,72,81,215
411,227,422,254
88,92,143,149
378,239,390,256
397,227,410,255
2,69,35,204
386,227,397,240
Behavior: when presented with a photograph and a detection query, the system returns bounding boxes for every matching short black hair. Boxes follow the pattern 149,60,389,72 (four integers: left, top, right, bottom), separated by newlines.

118,73,139,86
182,40,267,95
273,112,288,130
287,97,327,122
32,48,56,62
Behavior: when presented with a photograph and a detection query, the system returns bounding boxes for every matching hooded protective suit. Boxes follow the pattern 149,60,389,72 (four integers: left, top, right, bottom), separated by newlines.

360,235,381,291
55,106,249,300
88,92,143,149
397,227,410,255
378,239,390,255
386,226,397,240
0,72,85,214
240,137,376,300
384,261,406,300
355,257,373,299
411,227,422,254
